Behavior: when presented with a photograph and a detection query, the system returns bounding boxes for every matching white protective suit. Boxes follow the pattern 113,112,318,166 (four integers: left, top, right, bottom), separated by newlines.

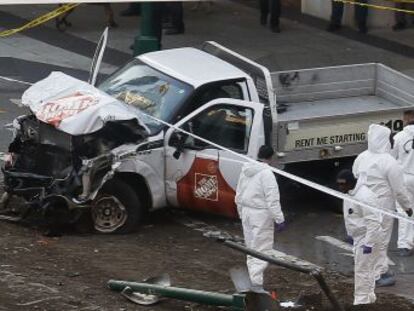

391,124,414,250
353,124,412,280
235,161,285,287
344,183,382,305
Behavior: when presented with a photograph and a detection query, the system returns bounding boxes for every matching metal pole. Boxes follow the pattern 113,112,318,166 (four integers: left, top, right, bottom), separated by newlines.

311,271,345,311
223,240,314,274
108,280,246,311
133,2,160,56
218,240,344,311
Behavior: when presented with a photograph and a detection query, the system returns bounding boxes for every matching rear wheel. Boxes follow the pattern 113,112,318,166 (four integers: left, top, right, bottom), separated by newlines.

91,178,142,234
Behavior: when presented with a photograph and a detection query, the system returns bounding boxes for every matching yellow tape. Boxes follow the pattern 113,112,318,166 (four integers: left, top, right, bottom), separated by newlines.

334,0,414,13
384,0,414,3
0,3,80,37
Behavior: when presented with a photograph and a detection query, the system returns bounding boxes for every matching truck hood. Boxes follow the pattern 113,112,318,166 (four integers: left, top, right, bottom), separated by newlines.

21,72,150,136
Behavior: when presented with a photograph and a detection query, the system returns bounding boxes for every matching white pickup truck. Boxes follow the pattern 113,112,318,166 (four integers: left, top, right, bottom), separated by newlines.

3,41,414,233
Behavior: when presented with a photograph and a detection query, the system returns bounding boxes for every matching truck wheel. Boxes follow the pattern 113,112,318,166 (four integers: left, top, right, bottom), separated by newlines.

91,178,142,234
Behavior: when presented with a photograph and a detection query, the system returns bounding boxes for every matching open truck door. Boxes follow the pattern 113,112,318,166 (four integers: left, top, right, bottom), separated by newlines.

164,98,265,218
88,27,109,86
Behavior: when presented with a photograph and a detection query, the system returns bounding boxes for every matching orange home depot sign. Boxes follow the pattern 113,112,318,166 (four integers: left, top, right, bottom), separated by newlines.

36,92,98,127
177,158,238,218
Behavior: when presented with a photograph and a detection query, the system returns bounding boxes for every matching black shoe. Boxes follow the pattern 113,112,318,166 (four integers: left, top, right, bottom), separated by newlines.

376,276,396,287
271,25,280,33
326,23,341,32
260,15,267,26
392,22,406,31
43,227,63,237
399,248,413,257
358,25,368,34
120,8,141,17
165,28,185,35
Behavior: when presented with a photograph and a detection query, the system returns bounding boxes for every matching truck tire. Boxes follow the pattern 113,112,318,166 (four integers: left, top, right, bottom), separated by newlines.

91,178,142,234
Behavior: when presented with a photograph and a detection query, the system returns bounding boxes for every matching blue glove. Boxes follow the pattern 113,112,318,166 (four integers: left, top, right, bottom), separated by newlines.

362,245,372,254
345,235,354,246
275,222,286,233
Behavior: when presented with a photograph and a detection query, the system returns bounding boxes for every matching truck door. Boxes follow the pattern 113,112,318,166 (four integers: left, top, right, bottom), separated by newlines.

164,99,264,217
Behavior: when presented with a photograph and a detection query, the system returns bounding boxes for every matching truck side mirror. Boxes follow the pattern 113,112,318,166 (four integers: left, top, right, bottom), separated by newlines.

169,131,186,159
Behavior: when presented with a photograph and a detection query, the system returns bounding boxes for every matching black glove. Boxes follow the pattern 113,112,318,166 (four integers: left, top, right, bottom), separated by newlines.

405,208,413,218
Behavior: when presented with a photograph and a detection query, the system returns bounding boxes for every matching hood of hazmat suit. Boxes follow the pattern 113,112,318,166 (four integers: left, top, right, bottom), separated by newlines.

235,162,284,224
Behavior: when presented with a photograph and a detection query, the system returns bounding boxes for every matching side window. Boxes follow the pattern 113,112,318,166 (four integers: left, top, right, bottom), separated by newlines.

181,105,254,153
193,82,244,111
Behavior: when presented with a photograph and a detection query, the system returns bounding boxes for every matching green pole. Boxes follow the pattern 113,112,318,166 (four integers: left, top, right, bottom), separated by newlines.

133,2,161,56
108,280,245,310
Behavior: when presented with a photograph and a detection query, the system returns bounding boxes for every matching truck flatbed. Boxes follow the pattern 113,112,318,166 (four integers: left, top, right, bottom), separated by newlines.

271,63,414,163
278,95,400,122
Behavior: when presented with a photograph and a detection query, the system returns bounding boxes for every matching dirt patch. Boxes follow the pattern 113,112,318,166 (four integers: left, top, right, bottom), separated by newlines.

0,209,412,311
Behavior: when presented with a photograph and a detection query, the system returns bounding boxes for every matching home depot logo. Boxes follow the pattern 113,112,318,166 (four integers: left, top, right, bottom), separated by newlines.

36,92,98,127
194,173,218,201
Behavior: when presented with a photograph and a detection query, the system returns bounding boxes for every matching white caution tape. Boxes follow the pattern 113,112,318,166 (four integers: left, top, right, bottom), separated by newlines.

142,112,414,226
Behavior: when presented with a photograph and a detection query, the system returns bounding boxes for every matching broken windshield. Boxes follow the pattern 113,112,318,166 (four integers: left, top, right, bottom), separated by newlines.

99,59,193,133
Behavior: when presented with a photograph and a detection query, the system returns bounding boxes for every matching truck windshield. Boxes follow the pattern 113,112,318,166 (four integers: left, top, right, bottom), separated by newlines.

99,59,193,133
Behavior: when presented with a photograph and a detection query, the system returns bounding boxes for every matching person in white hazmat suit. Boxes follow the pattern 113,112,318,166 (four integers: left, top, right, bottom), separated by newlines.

337,169,382,305
235,145,286,291
391,110,414,257
353,124,413,286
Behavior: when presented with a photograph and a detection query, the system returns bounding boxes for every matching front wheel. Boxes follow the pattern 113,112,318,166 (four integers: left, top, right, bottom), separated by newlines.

91,178,142,234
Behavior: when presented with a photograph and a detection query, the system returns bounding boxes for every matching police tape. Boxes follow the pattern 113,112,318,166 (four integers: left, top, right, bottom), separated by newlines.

143,108,414,226
333,0,414,14
1,73,413,225
0,3,79,38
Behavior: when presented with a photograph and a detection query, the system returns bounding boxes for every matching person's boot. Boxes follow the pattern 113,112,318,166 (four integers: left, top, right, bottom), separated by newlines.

392,22,406,31
376,275,396,287
326,23,341,32
358,24,368,34
165,25,185,35
398,248,413,257
120,5,141,17
271,24,280,33
380,271,395,278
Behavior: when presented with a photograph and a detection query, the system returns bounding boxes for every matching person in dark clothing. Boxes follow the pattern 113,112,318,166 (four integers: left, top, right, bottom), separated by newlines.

120,2,141,17
260,0,281,33
327,0,368,34
165,2,185,35
392,2,414,31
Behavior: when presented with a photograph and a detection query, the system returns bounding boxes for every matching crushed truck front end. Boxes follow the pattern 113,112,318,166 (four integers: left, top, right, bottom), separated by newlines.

1,72,149,232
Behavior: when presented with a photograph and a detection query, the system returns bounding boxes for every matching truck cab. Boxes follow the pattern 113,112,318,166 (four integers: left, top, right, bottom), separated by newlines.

96,45,268,225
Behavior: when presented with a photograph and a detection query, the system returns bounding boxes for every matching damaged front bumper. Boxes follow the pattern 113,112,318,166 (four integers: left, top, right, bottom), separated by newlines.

2,116,144,221
2,152,116,211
